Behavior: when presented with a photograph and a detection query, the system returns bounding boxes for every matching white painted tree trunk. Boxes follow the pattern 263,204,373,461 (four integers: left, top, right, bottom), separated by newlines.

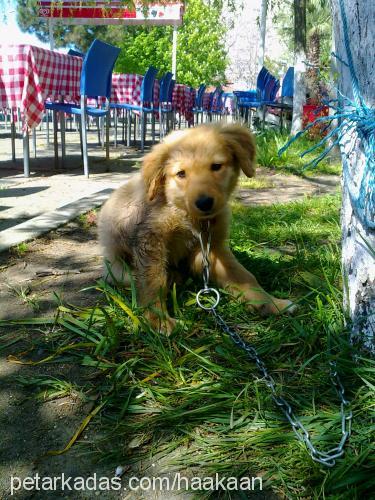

291,0,307,134
331,0,375,353
258,0,268,70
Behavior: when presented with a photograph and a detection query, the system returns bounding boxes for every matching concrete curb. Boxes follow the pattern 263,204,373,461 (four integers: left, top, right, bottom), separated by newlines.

0,188,114,253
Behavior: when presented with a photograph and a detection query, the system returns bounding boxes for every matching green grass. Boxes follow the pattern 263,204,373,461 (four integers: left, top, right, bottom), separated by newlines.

1,193,374,498
77,209,98,230
238,176,275,190
10,242,30,257
255,130,342,176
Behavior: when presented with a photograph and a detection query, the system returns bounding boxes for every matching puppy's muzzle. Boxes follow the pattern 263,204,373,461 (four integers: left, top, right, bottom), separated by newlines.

195,195,214,213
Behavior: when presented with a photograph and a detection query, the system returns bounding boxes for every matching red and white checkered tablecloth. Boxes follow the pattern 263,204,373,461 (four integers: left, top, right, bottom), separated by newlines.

111,76,194,123
111,73,160,108
173,83,194,124
0,44,195,129
0,44,81,129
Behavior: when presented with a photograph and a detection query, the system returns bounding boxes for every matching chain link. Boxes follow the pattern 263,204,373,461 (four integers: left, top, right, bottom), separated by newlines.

196,224,352,467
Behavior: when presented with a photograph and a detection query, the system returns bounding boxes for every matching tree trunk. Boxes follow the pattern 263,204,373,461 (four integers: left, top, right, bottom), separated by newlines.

331,0,375,353
306,30,321,103
258,0,268,70
291,0,307,134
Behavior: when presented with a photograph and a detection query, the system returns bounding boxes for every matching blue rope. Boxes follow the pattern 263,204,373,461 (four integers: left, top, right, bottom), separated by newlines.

279,0,375,229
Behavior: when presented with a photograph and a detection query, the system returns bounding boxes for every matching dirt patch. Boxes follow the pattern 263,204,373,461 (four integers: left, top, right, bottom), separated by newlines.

235,167,340,205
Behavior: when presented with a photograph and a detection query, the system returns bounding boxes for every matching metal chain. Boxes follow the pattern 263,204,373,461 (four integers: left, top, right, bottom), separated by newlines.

196,224,352,467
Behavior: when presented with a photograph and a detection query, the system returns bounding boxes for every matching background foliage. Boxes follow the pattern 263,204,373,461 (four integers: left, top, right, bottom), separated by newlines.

16,0,228,86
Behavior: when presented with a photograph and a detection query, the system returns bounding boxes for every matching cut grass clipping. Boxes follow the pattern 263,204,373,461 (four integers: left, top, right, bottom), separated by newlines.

1,193,374,498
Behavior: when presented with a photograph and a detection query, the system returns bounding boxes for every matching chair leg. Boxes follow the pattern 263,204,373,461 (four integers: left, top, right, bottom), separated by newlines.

23,129,30,177
141,112,145,152
78,118,84,159
106,112,110,160
151,112,155,144
81,112,89,178
122,109,125,144
114,110,117,148
127,110,131,147
101,117,105,149
10,111,16,162
46,110,50,145
60,111,66,168
53,111,59,169
134,114,137,145
97,118,102,146
32,127,37,159
159,108,162,139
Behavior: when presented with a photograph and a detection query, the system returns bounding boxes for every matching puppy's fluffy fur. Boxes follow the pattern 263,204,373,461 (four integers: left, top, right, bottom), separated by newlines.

98,124,293,331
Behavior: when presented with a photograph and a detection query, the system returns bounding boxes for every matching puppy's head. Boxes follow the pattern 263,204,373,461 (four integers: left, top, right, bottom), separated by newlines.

142,124,256,218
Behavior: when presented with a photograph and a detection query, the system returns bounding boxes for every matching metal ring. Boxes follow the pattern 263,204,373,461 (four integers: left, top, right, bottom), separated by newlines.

196,287,220,311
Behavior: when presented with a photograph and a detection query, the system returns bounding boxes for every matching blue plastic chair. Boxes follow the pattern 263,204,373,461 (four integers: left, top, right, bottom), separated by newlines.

192,84,206,124
111,65,158,151
158,71,173,138
234,69,280,127
207,87,224,122
45,39,120,177
264,67,294,130
168,79,176,105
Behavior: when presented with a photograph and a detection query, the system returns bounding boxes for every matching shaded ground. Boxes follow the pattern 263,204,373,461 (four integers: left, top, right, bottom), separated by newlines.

0,168,340,499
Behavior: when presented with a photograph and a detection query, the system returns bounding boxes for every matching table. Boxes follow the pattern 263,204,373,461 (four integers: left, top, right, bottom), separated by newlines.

0,44,81,130
0,44,195,175
111,75,194,124
172,84,194,124
0,44,82,175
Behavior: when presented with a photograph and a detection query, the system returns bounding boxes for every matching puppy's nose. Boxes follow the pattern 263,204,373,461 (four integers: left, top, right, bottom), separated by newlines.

195,195,214,212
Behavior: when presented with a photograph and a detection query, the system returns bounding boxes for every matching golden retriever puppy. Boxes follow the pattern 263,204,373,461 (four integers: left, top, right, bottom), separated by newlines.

98,124,294,331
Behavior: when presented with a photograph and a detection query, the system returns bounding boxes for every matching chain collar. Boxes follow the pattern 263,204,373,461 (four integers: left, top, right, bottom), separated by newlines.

195,225,352,468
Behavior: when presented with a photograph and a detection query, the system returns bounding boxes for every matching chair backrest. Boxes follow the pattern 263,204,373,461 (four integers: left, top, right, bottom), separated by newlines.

256,66,269,89
195,83,206,108
159,71,173,103
141,66,159,103
68,48,84,58
210,87,223,112
80,39,121,99
262,77,280,102
281,66,294,98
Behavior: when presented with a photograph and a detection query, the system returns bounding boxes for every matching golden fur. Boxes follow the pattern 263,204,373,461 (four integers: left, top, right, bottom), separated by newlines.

98,124,294,332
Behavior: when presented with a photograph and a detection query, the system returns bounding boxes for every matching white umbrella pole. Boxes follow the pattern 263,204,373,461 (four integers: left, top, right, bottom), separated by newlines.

172,25,178,78
49,19,55,50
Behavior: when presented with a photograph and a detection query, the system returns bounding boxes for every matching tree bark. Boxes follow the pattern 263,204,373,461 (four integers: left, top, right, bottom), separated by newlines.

258,0,268,70
331,0,375,353
291,0,307,134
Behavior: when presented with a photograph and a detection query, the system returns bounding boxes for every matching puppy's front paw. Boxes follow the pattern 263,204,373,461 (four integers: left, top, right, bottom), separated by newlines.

144,310,177,335
259,298,298,317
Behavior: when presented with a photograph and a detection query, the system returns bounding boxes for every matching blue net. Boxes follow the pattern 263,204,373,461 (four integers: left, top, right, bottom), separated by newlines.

279,0,375,229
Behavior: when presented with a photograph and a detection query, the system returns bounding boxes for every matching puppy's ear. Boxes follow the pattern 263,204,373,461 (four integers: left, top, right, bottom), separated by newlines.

142,142,169,201
219,124,256,178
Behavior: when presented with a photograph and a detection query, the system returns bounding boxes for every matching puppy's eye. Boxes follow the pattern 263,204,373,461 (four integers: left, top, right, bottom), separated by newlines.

211,163,222,171
176,170,186,179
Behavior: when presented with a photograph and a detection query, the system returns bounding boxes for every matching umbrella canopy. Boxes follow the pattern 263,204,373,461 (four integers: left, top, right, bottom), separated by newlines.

38,1,184,26
38,1,184,76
